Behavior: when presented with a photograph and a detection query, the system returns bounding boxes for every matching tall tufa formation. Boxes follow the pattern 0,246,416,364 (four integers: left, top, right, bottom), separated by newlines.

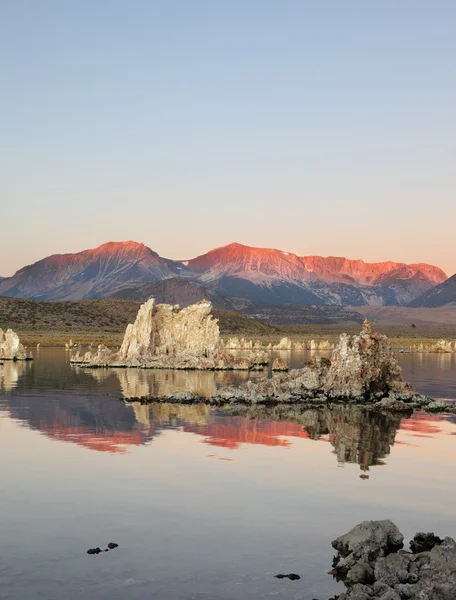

119,299,219,363
0,328,29,361
71,298,263,370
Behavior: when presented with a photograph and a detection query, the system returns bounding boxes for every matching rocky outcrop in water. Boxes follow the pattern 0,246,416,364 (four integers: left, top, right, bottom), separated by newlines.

71,299,266,370
323,320,403,399
125,321,447,410
0,329,30,360
329,520,456,599
214,321,423,406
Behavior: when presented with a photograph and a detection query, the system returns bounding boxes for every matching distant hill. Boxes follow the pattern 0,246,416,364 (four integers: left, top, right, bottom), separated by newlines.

244,304,363,325
111,277,253,311
408,274,456,308
354,305,456,326
0,240,446,306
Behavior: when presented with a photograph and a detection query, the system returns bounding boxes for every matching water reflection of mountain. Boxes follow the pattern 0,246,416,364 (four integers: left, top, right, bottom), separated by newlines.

1,383,450,466
1,353,452,462
0,392,159,454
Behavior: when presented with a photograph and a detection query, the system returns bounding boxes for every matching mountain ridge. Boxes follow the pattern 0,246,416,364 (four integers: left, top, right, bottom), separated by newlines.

0,240,447,306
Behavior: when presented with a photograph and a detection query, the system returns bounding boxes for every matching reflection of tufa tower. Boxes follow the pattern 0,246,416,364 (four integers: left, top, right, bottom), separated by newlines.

131,403,151,429
223,404,402,471
0,360,29,391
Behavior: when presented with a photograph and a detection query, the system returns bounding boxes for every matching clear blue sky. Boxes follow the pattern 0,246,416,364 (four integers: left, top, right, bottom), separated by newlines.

1,0,455,276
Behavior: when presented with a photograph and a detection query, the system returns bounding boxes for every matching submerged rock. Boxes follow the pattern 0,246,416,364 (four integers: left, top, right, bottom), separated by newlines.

71,299,266,371
275,573,301,580
329,520,456,600
0,329,30,361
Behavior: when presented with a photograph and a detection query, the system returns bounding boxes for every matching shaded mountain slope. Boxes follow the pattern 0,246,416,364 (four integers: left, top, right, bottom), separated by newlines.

409,273,456,307
111,277,252,311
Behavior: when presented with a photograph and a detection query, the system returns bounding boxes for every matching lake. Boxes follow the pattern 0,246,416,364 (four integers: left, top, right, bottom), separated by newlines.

1,349,456,600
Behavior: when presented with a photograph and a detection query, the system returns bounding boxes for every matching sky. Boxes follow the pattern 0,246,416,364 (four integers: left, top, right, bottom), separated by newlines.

1,0,455,277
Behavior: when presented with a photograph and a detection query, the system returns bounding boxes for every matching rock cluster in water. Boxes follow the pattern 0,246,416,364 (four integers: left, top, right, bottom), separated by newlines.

329,520,456,599
87,542,119,555
0,328,30,361
408,339,456,353
222,336,333,351
71,299,267,370
135,321,440,409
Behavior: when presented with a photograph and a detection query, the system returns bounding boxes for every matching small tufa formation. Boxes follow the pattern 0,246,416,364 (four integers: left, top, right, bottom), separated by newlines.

329,520,456,599
223,337,254,350
273,337,293,350
272,357,289,371
323,320,403,399
71,298,267,371
0,328,30,361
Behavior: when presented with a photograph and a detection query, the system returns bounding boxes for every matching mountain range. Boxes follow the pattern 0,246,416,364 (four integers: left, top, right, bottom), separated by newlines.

0,240,450,307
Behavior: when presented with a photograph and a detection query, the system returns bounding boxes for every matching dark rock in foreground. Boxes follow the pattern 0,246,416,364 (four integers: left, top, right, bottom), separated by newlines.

329,520,456,599
87,542,119,554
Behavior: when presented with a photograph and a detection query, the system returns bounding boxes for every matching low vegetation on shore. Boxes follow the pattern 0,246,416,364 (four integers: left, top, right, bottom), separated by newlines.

1,295,455,348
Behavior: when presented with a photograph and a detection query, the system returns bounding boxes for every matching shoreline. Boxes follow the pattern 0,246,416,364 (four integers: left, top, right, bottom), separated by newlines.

13,326,456,350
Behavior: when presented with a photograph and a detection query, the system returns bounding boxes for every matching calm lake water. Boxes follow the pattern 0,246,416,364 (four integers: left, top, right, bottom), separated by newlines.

1,349,456,600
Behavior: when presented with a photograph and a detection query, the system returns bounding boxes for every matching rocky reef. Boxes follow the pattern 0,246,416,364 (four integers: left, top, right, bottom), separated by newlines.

328,520,456,599
70,299,267,371
0,328,30,361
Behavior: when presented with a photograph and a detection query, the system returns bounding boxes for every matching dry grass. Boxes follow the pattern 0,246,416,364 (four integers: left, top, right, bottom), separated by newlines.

2,296,455,348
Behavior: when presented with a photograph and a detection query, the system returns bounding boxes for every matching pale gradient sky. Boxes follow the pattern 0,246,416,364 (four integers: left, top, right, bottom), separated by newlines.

1,1,455,277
